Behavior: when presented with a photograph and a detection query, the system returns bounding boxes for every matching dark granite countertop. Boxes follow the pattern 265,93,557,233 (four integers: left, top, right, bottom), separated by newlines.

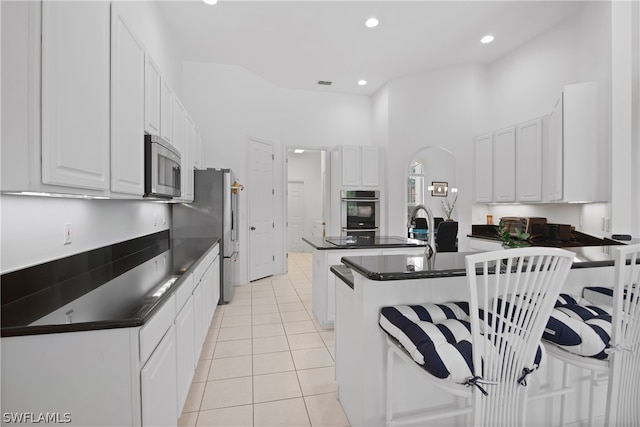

469,224,623,248
340,245,625,281
1,237,218,337
330,264,355,289
303,235,427,250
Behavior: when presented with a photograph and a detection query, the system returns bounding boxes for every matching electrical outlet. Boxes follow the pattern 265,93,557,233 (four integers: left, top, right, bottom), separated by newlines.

605,217,611,232
64,223,72,245
601,217,606,231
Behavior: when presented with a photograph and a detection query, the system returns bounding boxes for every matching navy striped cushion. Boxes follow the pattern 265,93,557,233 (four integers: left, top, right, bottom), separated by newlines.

543,293,612,360
583,286,614,306
379,303,544,383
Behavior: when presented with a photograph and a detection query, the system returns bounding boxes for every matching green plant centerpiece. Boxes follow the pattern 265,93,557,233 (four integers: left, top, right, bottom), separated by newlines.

496,219,530,248
441,194,458,220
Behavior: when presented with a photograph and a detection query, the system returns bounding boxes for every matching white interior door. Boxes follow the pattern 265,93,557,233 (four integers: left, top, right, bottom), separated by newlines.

248,139,274,281
287,181,304,253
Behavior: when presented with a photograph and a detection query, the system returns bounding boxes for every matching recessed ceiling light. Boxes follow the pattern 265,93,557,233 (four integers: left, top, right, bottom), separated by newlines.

294,149,305,154
480,34,495,44
358,80,368,86
203,0,218,5
365,17,379,28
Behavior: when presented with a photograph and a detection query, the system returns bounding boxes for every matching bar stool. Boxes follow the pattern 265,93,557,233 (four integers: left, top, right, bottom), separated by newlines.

379,247,574,426
542,243,640,426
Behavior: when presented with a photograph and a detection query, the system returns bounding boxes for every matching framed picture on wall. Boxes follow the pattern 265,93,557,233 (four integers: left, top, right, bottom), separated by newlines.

431,181,448,197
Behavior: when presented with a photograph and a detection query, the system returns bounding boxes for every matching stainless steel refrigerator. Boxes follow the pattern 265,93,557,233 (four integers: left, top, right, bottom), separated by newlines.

172,168,238,303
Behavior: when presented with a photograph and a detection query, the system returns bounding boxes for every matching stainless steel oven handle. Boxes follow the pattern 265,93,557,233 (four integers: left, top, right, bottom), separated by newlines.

340,198,379,202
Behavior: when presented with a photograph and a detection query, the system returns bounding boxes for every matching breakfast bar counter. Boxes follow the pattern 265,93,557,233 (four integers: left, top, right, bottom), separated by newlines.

333,247,621,426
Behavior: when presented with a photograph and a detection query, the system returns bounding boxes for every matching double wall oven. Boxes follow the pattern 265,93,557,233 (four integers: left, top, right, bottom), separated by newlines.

340,190,379,238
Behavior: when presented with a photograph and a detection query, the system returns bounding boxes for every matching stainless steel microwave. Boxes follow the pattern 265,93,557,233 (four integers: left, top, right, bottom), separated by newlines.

144,135,181,199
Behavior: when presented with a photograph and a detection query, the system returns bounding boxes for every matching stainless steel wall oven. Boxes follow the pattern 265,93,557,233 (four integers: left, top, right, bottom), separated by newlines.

340,190,379,237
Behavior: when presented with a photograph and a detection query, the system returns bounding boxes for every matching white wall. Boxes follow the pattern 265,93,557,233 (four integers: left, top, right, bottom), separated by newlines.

288,151,323,252
383,64,478,249
181,61,372,282
0,195,170,274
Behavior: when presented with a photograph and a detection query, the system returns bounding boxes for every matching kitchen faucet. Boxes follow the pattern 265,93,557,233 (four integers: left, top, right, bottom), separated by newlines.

408,205,435,258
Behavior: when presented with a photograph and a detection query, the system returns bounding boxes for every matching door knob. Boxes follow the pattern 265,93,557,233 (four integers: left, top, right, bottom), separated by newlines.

250,226,256,230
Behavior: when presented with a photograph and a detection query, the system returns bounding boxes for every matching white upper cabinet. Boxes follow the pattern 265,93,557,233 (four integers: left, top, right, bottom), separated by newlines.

336,146,380,188
545,82,608,203
341,146,362,187
194,130,205,170
492,126,516,202
516,118,543,202
41,1,111,191
161,80,174,144
144,54,161,136
475,118,545,204
183,114,195,202
361,147,380,187
110,4,145,196
473,133,493,203
546,96,563,201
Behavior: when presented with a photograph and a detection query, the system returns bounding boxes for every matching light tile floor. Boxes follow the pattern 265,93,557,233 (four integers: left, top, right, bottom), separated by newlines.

178,252,351,427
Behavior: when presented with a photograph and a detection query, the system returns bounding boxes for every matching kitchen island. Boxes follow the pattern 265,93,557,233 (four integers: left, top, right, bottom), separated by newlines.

333,246,622,427
302,235,427,328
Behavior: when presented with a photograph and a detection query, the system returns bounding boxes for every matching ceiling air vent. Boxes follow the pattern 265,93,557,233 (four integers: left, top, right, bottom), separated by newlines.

317,80,333,86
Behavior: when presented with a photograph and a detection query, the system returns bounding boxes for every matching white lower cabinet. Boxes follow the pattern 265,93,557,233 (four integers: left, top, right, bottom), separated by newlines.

141,325,178,427
0,243,220,427
175,297,195,414
192,281,204,365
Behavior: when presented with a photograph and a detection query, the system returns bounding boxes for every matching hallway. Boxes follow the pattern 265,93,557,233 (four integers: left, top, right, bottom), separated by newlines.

178,252,350,426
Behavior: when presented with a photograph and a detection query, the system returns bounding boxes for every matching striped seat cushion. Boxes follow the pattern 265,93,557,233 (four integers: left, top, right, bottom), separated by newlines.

582,286,614,306
379,303,543,384
542,293,612,360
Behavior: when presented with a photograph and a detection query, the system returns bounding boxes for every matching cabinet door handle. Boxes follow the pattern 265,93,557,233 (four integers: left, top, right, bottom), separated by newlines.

250,226,256,231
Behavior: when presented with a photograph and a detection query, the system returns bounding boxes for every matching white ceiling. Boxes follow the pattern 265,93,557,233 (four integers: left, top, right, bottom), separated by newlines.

158,1,583,96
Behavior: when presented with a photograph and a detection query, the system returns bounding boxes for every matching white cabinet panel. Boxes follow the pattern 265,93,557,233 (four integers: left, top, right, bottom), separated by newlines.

41,1,110,190
474,133,493,203
361,147,380,187
341,146,362,187
110,4,145,195
183,115,195,202
144,54,161,136
546,96,563,201
175,298,195,414
139,294,176,364
492,127,516,202
544,82,607,203
161,80,174,143
211,255,221,307
141,325,178,427
516,118,543,202
334,146,381,188
192,282,204,364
